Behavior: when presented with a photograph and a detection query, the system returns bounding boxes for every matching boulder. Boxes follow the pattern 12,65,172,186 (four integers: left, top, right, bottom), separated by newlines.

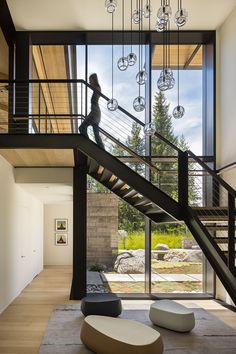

155,243,169,251
114,250,145,274
182,238,198,249
183,250,202,262
164,249,202,263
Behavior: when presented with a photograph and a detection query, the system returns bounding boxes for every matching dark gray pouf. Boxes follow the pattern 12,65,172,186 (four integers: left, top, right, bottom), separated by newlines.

81,293,122,317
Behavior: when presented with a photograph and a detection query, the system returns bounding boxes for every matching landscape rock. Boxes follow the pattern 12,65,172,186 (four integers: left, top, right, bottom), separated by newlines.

182,238,198,249
155,243,169,250
164,249,202,262
114,249,145,274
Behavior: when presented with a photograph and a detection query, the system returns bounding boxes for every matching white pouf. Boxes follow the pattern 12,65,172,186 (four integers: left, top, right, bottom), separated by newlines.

149,300,195,332
81,315,164,354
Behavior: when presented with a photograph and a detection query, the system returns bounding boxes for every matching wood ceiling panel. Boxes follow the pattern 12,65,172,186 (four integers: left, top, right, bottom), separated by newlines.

32,45,71,134
152,45,202,69
0,149,74,167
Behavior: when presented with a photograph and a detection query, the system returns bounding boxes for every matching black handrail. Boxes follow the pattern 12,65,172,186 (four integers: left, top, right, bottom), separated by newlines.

187,150,236,199
1,78,181,153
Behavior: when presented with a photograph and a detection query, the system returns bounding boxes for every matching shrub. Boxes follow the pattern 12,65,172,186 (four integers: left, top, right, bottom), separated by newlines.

118,231,193,250
89,263,106,272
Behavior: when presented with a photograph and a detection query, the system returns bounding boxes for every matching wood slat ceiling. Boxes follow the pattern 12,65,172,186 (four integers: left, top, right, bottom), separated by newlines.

32,45,72,133
0,72,8,133
0,149,74,167
152,44,202,69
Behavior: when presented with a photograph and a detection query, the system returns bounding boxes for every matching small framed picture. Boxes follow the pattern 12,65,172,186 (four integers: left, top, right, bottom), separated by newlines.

55,219,68,232
55,233,68,246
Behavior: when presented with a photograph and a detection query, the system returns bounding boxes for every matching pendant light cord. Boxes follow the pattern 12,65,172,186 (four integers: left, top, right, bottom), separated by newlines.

112,12,114,99
141,0,143,69
130,0,133,52
122,0,124,58
177,27,180,106
138,0,141,96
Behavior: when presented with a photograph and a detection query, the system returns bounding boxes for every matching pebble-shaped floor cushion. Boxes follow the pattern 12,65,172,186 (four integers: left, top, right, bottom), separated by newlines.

80,315,164,354
81,293,122,317
149,299,195,332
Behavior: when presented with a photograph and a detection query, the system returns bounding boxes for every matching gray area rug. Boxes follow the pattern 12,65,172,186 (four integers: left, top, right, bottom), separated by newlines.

39,303,236,354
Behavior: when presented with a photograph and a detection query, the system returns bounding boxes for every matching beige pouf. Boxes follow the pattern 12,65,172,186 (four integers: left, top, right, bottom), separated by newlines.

149,299,195,332
80,315,164,354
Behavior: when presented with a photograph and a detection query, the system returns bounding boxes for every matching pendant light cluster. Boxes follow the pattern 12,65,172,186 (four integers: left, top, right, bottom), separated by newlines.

105,0,188,118
156,0,188,32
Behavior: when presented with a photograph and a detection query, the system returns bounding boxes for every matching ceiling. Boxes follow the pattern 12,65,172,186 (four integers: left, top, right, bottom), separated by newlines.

6,0,236,31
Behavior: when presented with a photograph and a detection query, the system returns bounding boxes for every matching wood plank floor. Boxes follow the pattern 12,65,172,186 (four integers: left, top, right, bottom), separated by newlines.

0,266,236,354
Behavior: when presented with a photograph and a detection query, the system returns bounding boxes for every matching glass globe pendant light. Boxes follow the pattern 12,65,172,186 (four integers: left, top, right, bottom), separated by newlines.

144,122,155,136
144,0,152,18
174,0,188,27
133,96,145,112
105,0,118,13
107,12,119,111
157,0,172,25
173,28,185,119
136,70,147,85
118,0,128,71
132,0,143,24
156,19,167,32
128,0,137,67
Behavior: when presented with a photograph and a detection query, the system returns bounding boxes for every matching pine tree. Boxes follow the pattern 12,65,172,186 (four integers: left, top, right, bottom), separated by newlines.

151,91,178,198
112,122,145,232
127,122,145,175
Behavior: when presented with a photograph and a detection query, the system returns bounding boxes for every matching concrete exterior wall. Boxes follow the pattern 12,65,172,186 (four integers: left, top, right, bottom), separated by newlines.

87,193,118,269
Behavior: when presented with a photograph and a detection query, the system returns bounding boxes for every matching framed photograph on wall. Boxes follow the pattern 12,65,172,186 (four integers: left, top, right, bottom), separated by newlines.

55,219,68,232
55,233,68,246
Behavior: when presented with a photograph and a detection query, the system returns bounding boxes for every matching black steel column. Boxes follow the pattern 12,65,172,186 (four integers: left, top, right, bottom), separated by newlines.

228,193,235,273
70,150,88,299
14,32,31,133
144,39,152,295
178,151,189,207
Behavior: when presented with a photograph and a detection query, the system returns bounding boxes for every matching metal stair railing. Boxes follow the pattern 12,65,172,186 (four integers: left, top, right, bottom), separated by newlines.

0,79,182,202
186,150,236,273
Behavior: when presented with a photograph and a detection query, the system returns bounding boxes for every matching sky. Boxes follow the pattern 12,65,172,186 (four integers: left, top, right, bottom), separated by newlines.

77,44,202,155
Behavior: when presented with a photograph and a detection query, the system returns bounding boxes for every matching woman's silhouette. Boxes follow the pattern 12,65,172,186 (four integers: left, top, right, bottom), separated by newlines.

79,73,104,149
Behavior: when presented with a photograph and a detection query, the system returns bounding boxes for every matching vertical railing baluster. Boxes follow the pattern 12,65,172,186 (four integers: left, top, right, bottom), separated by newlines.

228,192,235,272
38,83,41,134
178,150,189,207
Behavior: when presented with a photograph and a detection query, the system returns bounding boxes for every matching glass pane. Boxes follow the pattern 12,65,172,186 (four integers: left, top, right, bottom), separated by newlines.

151,221,204,294
86,177,145,294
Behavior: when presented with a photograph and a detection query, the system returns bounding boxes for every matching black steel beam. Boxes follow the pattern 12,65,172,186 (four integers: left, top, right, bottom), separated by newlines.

29,30,215,46
70,149,88,300
0,0,16,45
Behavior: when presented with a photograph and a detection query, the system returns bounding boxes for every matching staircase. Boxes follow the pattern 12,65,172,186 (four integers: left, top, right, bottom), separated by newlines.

75,134,236,305
2,78,236,304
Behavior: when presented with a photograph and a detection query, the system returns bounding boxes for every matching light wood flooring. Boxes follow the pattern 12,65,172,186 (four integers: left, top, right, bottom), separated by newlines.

0,266,236,354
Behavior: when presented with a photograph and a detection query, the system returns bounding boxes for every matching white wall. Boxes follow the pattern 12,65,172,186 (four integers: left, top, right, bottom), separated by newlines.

217,6,236,168
0,156,43,314
44,203,73,265
216,6,236,304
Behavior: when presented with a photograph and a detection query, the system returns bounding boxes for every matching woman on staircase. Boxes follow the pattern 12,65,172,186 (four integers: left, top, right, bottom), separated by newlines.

79,73,105,149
